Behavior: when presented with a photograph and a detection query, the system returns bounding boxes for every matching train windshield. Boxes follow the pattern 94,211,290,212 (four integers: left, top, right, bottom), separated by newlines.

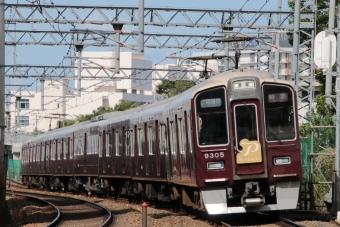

195,87,228,146
263,84,296,141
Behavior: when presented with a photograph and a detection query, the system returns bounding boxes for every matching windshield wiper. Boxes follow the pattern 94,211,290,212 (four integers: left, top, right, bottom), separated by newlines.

267,122,283,145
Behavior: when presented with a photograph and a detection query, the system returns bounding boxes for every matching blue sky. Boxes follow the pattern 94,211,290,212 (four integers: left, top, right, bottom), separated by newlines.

5,0,292,91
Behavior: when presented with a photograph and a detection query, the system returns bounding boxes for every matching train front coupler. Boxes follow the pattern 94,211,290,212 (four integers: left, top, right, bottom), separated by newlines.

241,181,265,208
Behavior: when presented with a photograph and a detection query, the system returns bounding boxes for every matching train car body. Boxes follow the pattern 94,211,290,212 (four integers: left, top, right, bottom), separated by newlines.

21,69,302,214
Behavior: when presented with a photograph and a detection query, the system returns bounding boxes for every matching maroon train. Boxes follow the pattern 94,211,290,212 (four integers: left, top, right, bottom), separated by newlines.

21,69,302,214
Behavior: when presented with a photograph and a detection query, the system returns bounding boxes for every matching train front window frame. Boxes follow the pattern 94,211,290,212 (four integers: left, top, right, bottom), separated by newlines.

195,87,228,146
263,84,296,142
234,103,259,151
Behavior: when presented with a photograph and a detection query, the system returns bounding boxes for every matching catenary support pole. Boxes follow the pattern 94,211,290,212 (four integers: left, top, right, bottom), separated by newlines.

41,79,44,110
274,0,282,80
333,7,340,216
292,0,301,96
0,0,8,224
139,0,144,53
75,45,84,97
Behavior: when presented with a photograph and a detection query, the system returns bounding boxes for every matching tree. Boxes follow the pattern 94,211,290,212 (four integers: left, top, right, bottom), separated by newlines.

155,80,196,98
58,100,144,127
287,0,339,46
113,99,143,111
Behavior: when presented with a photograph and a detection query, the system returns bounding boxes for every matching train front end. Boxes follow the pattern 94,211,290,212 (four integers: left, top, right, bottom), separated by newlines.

193,69,302,214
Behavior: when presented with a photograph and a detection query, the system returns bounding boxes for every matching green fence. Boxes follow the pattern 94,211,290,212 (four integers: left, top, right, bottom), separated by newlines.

300,136,311,182
7,160,21,181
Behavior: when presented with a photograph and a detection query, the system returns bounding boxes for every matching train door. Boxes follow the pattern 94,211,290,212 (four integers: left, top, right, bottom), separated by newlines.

231,100,264,175
104,130,112,174
100,130,105,174
84,133,87,173
125,128,133,176
114,128,123,174
179,114,190,181
136,125,146,176
147,123,156,177
97,132,102,175
63,137,70,173
46,141,50,172
57,140,62,174
169,118,180,179
41,142,45,172
69,137,74,174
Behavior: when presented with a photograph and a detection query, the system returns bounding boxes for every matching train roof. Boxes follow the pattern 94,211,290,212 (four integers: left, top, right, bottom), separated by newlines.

23,69,292,145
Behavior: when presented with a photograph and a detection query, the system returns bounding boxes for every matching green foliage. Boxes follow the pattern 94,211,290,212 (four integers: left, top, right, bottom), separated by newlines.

299,94,335,211
287,0,339,46
113,99,143,111
59,100,144,125
155,80,196,98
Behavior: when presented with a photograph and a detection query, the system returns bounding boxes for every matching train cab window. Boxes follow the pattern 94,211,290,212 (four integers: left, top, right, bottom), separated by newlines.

57,141,62,160
178,118,187,154
116,131,122,156
63,139,68,160
263,84,296,141
106,132,112,157
138,128,145,156
195,87,228,146
234,104,259,150
148,126,155,155
159,124,167,155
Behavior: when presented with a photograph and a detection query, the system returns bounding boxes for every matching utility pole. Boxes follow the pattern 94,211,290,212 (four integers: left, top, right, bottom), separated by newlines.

139,0,144,53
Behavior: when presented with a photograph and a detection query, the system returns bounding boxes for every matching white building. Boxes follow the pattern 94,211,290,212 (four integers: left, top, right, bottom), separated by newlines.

8,51,162,135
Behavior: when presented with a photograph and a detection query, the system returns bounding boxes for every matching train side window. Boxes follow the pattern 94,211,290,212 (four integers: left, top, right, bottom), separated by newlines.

195,87,228,146
130,130,135,157
159,124,167,155
51,142,55,160
138,128,145,156
126,130,130,156
86,135,91,155
106,132,112,157
148,126,155,155
70,138,73,159
80,137,84,155
178,118,187,154
99,134,102,157
63,139,68,160
57,141,62,160
116,131,122,156
94,135,98,155
169,121,177,156
41,143,45,161
46,143,50,160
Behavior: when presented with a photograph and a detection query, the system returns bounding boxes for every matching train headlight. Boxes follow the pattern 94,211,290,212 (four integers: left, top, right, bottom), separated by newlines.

273,156,291,165
207,161,224,170
232,80,255,90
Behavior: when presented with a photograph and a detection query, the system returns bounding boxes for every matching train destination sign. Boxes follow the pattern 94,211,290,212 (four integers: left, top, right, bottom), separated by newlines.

267,92,288,103
200,98,222,108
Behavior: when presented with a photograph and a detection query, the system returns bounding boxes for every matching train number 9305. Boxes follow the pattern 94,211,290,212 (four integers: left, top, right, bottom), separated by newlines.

204,152,224,159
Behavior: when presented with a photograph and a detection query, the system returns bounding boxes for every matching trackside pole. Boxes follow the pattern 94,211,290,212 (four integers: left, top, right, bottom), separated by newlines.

0,0,9,226
142,202,148,227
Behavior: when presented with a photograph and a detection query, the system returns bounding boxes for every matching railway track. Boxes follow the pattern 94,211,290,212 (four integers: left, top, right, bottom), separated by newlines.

6,181,338,227
6,189,113,227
